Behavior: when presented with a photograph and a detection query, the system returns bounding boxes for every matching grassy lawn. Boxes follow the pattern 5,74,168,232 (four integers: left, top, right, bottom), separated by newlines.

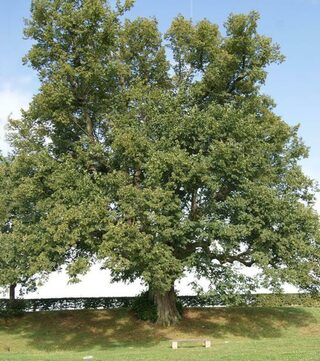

0,307,319,361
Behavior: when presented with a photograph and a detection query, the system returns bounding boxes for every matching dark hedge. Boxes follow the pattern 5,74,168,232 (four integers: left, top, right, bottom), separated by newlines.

0,293,319,317
0,296,135,314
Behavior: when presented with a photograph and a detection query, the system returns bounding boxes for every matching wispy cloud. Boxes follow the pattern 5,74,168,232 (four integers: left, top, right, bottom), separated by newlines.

0,84,32,154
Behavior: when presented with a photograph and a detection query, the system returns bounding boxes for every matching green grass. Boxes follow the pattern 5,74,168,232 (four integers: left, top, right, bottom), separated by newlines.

0,307,319,361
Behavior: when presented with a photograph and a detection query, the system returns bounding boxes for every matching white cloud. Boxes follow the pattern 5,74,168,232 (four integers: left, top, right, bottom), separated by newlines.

20,264,198,298
0,85,32,154
314,198,320,213
24,263,146,299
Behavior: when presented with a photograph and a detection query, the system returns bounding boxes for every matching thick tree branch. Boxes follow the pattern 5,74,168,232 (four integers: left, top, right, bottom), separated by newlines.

227,55,248,93
216,248,255,267
190,189,198,220
84,107,95,142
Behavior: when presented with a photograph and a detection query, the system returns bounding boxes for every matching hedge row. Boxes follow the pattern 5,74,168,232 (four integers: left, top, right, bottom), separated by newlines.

0,297,135,314
0,293,319,317
251,293,320,307
180,293,320,308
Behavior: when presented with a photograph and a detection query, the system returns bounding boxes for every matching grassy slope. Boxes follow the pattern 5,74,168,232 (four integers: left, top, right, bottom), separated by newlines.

0,307,319,361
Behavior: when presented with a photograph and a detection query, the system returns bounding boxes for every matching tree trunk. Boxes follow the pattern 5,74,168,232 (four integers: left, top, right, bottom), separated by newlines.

9,284,16,300
151,286,181,326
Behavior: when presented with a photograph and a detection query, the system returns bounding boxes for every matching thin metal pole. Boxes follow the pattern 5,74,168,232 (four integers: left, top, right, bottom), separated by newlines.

190,0,193,19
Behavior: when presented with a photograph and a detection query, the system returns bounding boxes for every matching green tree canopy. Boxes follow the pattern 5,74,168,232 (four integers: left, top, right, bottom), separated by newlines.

0,153,55,298
3,0,319,325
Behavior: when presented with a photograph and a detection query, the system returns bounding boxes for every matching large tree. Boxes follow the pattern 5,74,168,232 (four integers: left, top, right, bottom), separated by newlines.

5,0,320,325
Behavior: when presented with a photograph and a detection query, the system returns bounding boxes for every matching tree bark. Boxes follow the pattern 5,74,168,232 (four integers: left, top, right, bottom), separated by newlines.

151,286,181,326
190,189,198,220
9,284,16,300
84,107,95,142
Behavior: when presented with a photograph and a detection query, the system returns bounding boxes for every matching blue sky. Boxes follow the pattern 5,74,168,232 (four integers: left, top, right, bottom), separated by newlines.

1,0,319,297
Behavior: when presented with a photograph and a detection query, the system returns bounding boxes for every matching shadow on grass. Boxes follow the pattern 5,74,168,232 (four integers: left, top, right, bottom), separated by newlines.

0,307,318,352
1,308,162,352
175,307,318,340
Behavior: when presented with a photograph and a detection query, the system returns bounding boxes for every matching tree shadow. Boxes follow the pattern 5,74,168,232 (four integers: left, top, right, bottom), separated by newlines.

172,307,318,340
0,307,318,352
1,309,161,352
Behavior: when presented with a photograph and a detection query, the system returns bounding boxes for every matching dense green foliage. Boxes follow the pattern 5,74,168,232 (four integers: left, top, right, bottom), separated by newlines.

131,292,158,322
0,0,319,324
0,299,26,318
0,155,52,296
